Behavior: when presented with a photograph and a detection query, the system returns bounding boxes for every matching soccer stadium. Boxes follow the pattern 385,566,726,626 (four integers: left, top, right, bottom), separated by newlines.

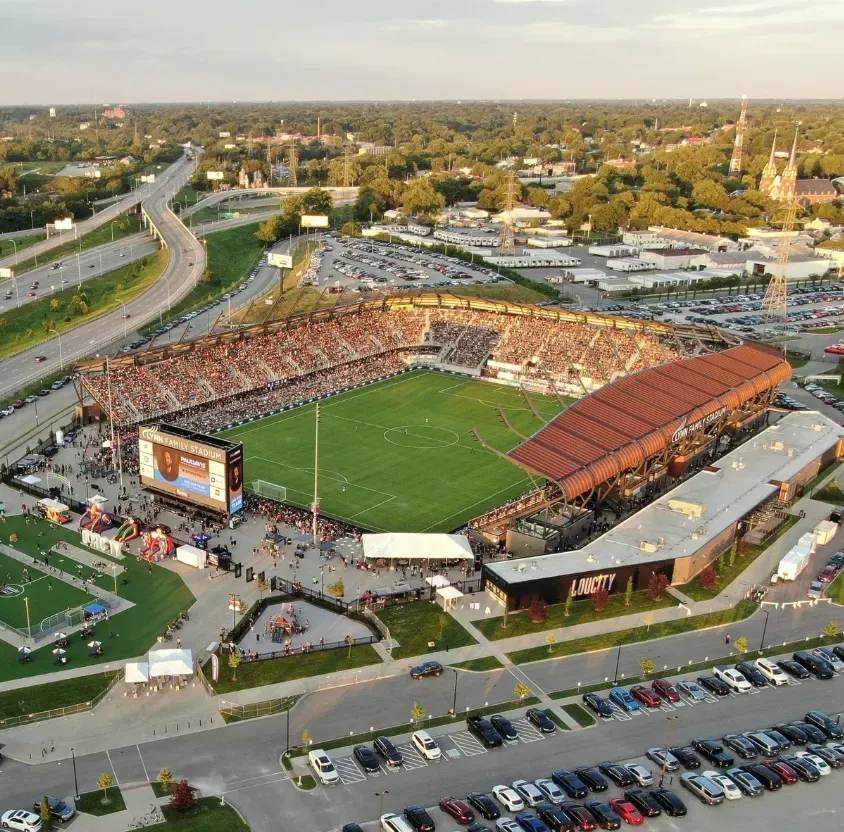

79,294,791,542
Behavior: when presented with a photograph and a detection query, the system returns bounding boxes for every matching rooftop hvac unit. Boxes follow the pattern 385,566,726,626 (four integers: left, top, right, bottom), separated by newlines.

731,461,746,470
769,440,785,451
518,563,527,573
667,499,706,518
639,541,658,553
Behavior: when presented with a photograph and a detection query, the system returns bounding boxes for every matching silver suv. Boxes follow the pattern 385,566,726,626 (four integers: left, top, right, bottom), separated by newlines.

680,773,725,805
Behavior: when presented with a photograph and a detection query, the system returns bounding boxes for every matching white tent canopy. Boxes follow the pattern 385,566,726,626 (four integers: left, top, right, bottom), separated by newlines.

436,586,463,601
362,533,473,564
124,661,150,683
19,474,41,485
426,575,451,588
148,648,194,677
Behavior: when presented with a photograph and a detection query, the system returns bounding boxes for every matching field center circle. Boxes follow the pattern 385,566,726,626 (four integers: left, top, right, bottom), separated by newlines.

0,584,24,598
383,425,460,449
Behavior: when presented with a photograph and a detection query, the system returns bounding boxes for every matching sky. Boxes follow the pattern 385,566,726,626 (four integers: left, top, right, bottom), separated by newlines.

1,0,842,104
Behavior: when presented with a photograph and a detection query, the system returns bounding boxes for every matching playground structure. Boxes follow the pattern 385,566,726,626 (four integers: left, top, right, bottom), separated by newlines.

268,604,307,642
79,499,114,533
115,516,140,543
140,527,176,562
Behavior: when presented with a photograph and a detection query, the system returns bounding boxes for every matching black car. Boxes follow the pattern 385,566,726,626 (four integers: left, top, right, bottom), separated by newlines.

740,764,783,791
526,707,557,733
667,746,702,770
735,662,768,687
32,797,74,822
467,825,493,832
467,793,500,821
763,729,791,752
410,661,443,679
777,659,810,679
805,710,844,739
771,723,808,745
404,805,436,832
374,736,403,766
722,734,758,760
467,716,503,748
696,675,730,696
537,804,577,832
342,825,364,832
551,770,589,799
834,644,844,662
622,788,660,818
792,651,834,679
780,755,821,782
582,693,614,718
353,745,380,772
490,714,518,741
789,721,828,744
691,738,734,768
583,801,620,831
649,788,686,818
574,766,610,792
807,743,844,768
597,762,635,787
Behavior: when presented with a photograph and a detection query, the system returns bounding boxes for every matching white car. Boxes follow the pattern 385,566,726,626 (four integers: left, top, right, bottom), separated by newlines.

793,751,831,775
380,813,414,832
712,666,752,693
627,763,654,787
703,771,742,800
0,406,14,417
411,729,441,761
755,658,788,685
534,778,565,804
496,821,521,832
491,785,524,812
307,749,339,785
512,779,544,807
0,811,42,832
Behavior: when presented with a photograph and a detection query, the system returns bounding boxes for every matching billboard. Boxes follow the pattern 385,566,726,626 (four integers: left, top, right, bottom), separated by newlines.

268,253,293,269
0,267,13,279
206,171,225,181
54,217,74,230
138,425,244,515
301,215,329,228
140,174,156,184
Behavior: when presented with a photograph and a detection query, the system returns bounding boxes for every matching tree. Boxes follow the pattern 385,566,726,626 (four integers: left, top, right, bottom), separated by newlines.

169,779,196,813
545,632,557,654
624,576,633,607
342,221,362,237
301,729,312,747
529,597,548,624
227,651,241,681
728,539,738,568
326,578,345,600
734,636,748,654
301,187,333,218
254,214,285,244
256,577,269,599
158,767,173,793
565,583,575,617
411,701,426,723
97,773,114,805
639,658,656,677
514,682,531,701
823,620,840,639
401,177,445,218
647,573,670,602
40,797,51,831
591,587,609,612
698,567,719,591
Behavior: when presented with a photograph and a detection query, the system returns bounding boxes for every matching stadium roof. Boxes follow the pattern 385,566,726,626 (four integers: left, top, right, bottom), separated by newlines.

508,341,791,501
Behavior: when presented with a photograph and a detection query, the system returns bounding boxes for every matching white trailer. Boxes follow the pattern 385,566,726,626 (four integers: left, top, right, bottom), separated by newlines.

776,545,812,581
588,245,633,258
176,544,206,569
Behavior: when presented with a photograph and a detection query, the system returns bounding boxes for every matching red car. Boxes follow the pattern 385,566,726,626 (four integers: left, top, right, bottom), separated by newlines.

818,565,838,583
651,679,680,703
561,803,597,832
760,760,799,785
824,345,844,355
439,797,474,824
630,685,661,708
608,799,644,826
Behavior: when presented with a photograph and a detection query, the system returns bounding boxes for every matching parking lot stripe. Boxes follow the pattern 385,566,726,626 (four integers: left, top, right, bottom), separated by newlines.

448,731,488,757
332,756,367,785
396,743,429,770
510,717,545,743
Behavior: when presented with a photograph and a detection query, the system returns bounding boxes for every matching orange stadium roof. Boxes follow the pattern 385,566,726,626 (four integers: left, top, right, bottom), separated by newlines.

508,341,791,501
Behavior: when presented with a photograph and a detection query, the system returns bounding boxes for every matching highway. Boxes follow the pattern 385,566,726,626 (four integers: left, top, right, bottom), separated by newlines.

181,185,359,217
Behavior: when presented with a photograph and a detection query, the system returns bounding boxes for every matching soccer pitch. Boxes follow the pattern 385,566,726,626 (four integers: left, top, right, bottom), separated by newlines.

222,370,569,533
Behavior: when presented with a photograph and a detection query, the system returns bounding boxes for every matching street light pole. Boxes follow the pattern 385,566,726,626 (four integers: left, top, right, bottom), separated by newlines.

118,300,129,339
376,791,390,819
71,747,79,799
659,716,679,787
613,645,622,683
759,607,770,651
450,668,459,716
47,328,63,370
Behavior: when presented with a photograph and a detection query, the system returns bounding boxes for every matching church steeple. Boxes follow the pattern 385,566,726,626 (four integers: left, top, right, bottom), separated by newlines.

783,128,798,176
779,127,799,202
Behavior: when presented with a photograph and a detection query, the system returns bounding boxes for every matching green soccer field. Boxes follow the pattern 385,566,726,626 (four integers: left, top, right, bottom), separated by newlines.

221,370,570,532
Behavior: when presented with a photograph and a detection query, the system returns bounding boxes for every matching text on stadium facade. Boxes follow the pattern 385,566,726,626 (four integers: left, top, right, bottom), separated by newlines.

671,407,727,444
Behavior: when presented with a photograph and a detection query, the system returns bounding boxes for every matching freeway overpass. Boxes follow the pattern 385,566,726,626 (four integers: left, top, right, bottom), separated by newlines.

181,185,359,217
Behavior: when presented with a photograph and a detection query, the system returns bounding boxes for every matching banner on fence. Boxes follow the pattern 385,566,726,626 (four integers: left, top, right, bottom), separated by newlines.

211,652,219,683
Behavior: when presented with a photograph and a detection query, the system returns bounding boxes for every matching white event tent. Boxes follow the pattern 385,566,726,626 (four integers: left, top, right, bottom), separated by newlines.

362,533,473,568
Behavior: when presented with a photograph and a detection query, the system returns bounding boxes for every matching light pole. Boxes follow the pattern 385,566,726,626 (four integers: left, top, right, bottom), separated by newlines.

613,645,622,683
71,747,79,799
9,238,17,265
110,220,118,242
659,716,679,787
376,791,390,819
759,607,770,652
47,328,63,370
30,210,35,230
449,668,459,716
117,300,129,339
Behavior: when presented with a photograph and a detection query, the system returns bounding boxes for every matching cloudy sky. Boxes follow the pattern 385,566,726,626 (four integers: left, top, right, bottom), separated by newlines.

1,0,841,104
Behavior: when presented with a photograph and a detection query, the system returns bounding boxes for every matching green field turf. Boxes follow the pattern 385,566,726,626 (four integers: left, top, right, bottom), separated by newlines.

222,370,569,532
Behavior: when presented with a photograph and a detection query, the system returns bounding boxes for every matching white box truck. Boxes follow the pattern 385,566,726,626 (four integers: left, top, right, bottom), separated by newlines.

814,520,837,545
777,545,812,581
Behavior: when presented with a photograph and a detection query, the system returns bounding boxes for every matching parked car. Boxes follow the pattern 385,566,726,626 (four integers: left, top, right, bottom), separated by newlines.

381,813,414,832
374,736,403,767
691,738,734,768
701,771,742,800
651,679,680,702
812,647,844,673
490,714,518,741
755,658,788,685
440,797,474,824
353,745,380,772
491,786,525,813
308,749,339,786
621,788,660,818
722,734,758,760
404,806,436,832
807,743,844,768
559,804,597,832
779,755,821,782
582,693,613,718
467,716,503,748
734,662,768,688
410,661,443,679
770,723,808,745
712,666,752,693
645,748,680,772
793,750,831,775
676,680,706,701
739,764,782,791
535,779,566,805
789,720,829,743
759,760,799,785
467,793,500,821
411,730,441,761
551,770,589,799
512,780,545,808
608,687,639,713
573,767,610,792
679,773,724,805
582,801,621,831
536,804,576,832
629,686,661,708
792,651,835,679
724,768,764,797
696,675,730,696
607,799,643,826
514,812,550,832
625,765,653,787
667,746,702,770
742,732,780,757
29,799,73,823
526,708,557,733
777,659,810,679
597,762,635,787
0,812,42,832
648,789,686,817
805,710,844,739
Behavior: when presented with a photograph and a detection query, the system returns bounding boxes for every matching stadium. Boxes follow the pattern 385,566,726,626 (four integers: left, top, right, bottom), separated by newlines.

78,294,791,545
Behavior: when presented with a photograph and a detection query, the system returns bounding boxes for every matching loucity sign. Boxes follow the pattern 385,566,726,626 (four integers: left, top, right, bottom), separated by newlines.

572,572,617,597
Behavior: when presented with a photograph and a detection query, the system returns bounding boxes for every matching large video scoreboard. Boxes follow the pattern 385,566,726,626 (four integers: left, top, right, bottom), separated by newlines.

139,424,244,515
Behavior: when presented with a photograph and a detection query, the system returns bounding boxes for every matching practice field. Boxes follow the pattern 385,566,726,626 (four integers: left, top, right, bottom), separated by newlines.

222,370,570,532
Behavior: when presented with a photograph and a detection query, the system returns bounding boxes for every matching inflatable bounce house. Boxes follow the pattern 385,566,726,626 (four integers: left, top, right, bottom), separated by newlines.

115,516,140,543
79,500,114,533
140,527,176,562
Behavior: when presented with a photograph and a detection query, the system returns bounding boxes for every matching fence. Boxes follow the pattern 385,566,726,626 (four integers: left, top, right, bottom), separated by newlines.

233,635,377,663
219,695,298,723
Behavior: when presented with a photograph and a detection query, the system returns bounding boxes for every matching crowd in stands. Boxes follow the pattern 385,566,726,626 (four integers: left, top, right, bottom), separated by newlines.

83,305,687,426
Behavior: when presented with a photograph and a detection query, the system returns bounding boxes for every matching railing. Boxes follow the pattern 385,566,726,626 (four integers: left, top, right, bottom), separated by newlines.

219,695,298,723
233,635,376,663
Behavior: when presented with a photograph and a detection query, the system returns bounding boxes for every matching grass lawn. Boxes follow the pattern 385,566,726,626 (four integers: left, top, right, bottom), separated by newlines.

151,781,172,798
447,284,549,304
13,215,144,275
161,797,251,830
76,786,126,816
803,460,844,497
787,354,810,370
0,671,117,723
174,186,203,210
562,702,596,727
806,327,844,334
0,232,46,259
474,591,674,641
373,601,478,659
207,644,381,694
507,600,758,665
0,515,194,682
827,571,844,605
682,515,799,602
221,370,568,532
0,249,167,360
812,481,844,505
450,656,504,672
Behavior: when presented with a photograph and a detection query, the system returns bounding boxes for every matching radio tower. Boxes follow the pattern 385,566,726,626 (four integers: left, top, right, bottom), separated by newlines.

728,96,748,177
761,194,798,328
287,138,297,187
499,171,518,256
343,145,351,188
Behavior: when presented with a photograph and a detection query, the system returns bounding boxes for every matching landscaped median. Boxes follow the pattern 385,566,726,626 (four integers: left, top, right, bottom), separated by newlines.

375,601,478,659
449,656,504,672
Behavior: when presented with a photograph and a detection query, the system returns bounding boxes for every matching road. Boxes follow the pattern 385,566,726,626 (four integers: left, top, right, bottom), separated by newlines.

0,155,202,399
181,185,359,218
